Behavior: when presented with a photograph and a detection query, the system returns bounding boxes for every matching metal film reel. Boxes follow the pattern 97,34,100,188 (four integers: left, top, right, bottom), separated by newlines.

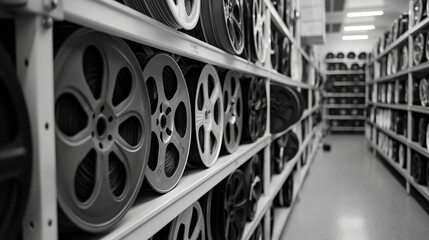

411,153,428,184
399,13,409,35
249,0,268,63
199,0,245,55
151,201,205,240
205,170,247,240
419,78,428,106
398,144,405,168
413,32,426,66
426,123,429,152
284,131,299,162
124,0,201,30
243,154,263,221
347,52,356,59
185,64,224,168
139,54,192,193
272,133,289,174
54,29,151,232
279,37,291,75
0,43,32,240
270,30,280,70
336,52,345,59
274,174,293,207
400,45,409,71
221,71,243,154
241,77,265,142
325,52,334,59
269,83,303,134
358,52,367,59
391,49,398,74
414,0,426,25
419,118,428,148
412,80,421,105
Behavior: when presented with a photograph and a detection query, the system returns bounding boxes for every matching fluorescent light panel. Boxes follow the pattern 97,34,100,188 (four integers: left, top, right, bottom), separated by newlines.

347,11,384,17
342,35,369,40
344,25,375,31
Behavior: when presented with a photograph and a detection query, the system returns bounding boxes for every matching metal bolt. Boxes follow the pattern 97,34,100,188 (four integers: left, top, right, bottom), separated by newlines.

50,0,58,9
42,17,53,29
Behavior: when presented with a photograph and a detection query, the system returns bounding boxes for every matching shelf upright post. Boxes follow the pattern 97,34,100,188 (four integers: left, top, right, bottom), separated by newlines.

406,0,414,194
15,15,58,240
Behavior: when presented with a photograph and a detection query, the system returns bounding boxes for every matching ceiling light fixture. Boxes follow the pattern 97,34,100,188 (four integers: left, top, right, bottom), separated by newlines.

342,35,369,40
347,11,384,18
344,25,375,31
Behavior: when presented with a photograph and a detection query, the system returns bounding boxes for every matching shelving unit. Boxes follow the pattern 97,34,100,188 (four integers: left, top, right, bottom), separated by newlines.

365,0,429,211
323,56,367,134
0,0,322,240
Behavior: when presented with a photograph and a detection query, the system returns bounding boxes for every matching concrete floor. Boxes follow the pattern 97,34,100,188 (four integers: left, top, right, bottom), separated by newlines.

281,135,429,240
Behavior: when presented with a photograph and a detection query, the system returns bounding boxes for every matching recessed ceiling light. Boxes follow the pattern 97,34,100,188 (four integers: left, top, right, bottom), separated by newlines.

342,35,369,40
347,11,384,17
344,25,376,31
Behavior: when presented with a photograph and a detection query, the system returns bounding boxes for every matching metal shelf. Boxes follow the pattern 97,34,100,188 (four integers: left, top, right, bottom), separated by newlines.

270,133,320,240
373,17,429,63
371,102,409,111
77,136,271,240
325,70,365,75
62,0,314,89
368,139,429,203
373,125,408,146
324,104,366,108
326,115,365,120
325,93,365,97
333,81,366,86
323,59,367,64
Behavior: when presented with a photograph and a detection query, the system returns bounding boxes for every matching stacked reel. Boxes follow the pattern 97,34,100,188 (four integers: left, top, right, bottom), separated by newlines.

241,77,267,142
242,154,263,221
54,28,151,232
271,132,299,175
0,42,32,240
139,53,192,193
185,64,224,168
150,201,206,240
269,83,304,134
274,173,294,207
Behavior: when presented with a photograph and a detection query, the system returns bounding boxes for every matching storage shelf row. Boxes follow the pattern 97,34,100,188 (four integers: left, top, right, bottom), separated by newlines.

366,138,429,203
324,104,366,108
368,102,429,115
325,93,365,97
325,116,365,120
325,70,365,75
331,126,365,131
271,131,320,240
0,0,324,239
372,16,429,62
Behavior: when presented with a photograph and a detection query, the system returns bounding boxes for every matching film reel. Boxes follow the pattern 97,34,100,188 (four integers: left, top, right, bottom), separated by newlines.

54,29,151,232
248,0,268,63
138,53,192,193
414,0,427,25
398,144,405,168
272,133,289,174
241,77,266,142
325,52,334,59
419,118,428,148
391,49,398,74
400,45,409,71
221,71,243,154
413,32,426,66
413,80,420,105
258,79,267,136
199,0,245,55
243,154,263,221
426,123,429,152
270,83,303,134
124,0,201,30
185,64,224,168
205,170,247,240
419,78,428,106
0,43,32,240
358,52,367,59
336,52,345,59
347,52,356,59
284,131,299,162
411,153,428,184
274,174,293,207
151,201,205,240
270,30,280,70
279,37,291,75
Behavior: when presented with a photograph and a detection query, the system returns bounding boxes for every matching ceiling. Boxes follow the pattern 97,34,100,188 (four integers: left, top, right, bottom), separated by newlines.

325,0,409,42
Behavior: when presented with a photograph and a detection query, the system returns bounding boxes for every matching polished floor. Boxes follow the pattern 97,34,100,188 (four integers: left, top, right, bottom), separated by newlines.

281,135,429,240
